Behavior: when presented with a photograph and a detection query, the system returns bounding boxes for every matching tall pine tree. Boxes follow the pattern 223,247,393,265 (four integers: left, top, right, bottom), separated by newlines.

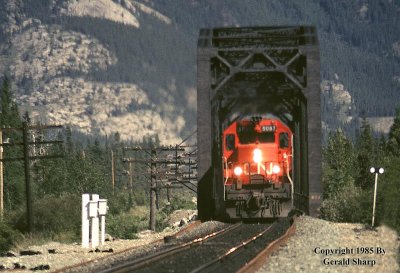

387,106,400,157
355,119,380,189
0,76,21,128
323,129,356,199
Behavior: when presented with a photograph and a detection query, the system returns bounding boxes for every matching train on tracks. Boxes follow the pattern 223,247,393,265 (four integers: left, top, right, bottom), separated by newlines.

222,116,294,218
197,26,322,220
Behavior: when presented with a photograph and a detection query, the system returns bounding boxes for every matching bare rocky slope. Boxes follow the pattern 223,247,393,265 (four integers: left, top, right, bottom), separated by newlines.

0,0,398,143
0,0,185,144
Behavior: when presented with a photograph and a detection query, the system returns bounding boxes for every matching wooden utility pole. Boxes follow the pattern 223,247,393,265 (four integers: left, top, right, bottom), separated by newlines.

149,148,156,231
128,160,133,195
111,150,115,195
121,156,134,200
22,122,33,233
0,129,3,220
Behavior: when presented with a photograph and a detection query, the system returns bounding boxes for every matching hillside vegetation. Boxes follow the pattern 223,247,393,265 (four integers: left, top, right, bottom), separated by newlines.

0,0,398,142
321,115,400,234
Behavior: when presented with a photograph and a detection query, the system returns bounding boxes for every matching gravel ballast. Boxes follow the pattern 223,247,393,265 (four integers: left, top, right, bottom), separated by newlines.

0,220,228,272
1,216,398,272
0,229,174,272
257,216,399,273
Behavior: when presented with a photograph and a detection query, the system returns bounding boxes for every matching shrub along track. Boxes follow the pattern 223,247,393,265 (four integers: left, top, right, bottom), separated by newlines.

98,217,294,273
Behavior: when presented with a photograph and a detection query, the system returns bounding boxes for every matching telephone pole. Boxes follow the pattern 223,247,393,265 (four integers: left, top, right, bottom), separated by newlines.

23,122,33,232
128,160,133,195
150,148,157,231
0,130,3,220
0,123,63,233
111,150,115,195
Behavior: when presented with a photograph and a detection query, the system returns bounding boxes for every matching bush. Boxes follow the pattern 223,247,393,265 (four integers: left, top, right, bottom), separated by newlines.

8,194,81,236
34,194,81,235
320,183,372,224
161,196,196,215
108,193,133,215
133,191,147,206
107,213,139,239
0,221,21,253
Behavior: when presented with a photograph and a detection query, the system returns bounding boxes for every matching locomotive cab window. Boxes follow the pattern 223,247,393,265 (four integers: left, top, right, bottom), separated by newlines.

279,132,289,148
258,132,275,143
225,134,235,151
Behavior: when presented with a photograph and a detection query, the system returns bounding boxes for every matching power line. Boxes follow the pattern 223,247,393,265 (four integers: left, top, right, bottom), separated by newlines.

0,122,64,232
122,132,198,231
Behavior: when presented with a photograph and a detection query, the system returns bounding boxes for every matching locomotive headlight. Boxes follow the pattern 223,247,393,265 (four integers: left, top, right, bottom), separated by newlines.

253,148,262,163
234,166,243,176
272,165,281,174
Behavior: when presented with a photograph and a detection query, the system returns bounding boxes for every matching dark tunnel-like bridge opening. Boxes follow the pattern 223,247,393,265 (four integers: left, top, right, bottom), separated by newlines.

197,26,321,220
210,70,310,215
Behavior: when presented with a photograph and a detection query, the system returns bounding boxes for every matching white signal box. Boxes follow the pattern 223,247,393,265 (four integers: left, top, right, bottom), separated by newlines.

98,199,108,215
82,194,108,248
88,201,98,218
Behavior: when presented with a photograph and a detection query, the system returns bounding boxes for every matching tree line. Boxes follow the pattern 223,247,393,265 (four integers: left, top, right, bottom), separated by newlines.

321,113,400,232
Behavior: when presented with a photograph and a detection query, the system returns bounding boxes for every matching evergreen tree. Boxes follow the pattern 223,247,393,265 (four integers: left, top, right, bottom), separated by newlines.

65,126,74,155
322,129,356,199
355,119,379,189
378,133,387,157
379,156,400,232
0,76,22,128
321,128,375,224
22,111,31,124
387,106,400,157
376,105,400,231
0,76,24,210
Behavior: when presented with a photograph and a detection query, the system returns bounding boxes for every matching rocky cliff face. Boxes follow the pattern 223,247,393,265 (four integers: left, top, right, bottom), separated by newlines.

0,0,186,144
321,77,394,136
60,0,140,27
0,0,398,144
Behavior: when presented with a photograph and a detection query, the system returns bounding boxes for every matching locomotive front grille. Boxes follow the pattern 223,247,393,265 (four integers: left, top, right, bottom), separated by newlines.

250,174,265,184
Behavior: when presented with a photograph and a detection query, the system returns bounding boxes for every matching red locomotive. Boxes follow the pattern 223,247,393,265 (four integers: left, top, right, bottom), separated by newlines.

222,116,293,218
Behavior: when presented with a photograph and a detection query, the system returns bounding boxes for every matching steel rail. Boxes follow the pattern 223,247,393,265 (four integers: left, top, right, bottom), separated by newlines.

238,217,297,273
98,223,242,273
190,224,275,273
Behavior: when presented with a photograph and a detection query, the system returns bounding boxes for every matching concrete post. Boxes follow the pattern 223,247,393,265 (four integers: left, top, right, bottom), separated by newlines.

81,194,90,248
90,194,100,248
100,216,105,245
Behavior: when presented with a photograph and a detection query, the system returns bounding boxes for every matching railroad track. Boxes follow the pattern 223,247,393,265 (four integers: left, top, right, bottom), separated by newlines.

98,217,294,273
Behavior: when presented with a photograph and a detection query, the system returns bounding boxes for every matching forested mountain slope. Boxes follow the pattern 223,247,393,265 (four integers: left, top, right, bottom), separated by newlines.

0,0,399,143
